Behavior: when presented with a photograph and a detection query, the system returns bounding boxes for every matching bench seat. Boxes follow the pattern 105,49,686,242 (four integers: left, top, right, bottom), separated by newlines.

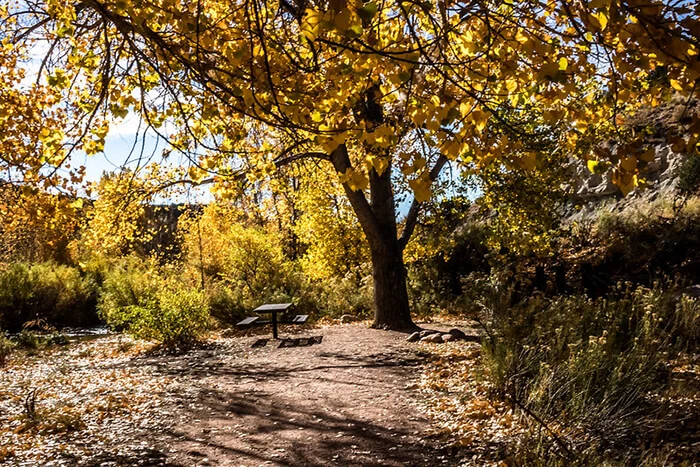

292,314,308,324
237,316,260,326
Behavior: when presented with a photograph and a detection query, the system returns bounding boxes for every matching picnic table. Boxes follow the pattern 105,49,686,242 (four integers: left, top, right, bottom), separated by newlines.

237,303,308,339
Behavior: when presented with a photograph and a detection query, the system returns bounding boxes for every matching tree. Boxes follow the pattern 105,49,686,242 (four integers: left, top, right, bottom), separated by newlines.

0,184,82,263
291,167,370,283
2,0,698,330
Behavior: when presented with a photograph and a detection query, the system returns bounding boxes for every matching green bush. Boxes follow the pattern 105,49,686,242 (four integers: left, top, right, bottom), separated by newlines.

474,279,700,461
0,262,97,331
306,272,373,319
95,257,161,329
98,259,210,349
206,281,248,324
119,288,210,350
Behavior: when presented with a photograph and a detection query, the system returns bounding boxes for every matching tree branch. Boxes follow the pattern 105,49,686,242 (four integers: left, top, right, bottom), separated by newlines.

330,144,384,250
398,153,449,251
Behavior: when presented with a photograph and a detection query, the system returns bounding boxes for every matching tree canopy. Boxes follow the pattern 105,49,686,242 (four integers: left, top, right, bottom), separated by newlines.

1,0,698,328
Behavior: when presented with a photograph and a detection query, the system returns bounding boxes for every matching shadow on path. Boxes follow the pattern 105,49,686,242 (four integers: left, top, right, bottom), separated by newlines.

95,325,460,466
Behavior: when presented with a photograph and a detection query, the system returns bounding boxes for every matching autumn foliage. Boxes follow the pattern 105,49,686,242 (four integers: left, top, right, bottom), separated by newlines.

0,0,697,328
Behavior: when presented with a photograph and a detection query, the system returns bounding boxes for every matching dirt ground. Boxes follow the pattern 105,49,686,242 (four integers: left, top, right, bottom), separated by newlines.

0,321,473,466
4,319,697,466
136,322,464,467
1,321,480,466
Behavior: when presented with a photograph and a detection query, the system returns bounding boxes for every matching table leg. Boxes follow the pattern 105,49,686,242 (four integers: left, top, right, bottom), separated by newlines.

272,312,278,339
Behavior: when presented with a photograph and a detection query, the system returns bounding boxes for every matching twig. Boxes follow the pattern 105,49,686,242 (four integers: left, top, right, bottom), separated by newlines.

23,388,39,420
504,389,575,461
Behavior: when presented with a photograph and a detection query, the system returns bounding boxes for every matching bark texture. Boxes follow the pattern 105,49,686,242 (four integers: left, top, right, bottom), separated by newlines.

331,144,418,331
369,243,415,331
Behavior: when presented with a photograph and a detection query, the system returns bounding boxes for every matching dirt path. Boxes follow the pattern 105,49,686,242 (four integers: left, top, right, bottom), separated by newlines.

2,322,473,466
134,323,455,466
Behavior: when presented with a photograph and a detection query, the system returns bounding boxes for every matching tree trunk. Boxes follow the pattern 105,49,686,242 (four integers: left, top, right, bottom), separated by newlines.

330,144,418,332
369,239,416,331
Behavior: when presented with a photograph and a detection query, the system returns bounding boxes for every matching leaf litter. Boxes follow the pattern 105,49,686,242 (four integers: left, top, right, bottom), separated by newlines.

0,336,178,466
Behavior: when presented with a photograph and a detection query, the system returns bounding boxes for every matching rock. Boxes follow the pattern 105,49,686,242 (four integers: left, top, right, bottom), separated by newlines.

441,333,455,342
406,332,421,342
421,333,443,343
430,334,444,343
448,328,467,340
340,314,358,323
419,330,438,338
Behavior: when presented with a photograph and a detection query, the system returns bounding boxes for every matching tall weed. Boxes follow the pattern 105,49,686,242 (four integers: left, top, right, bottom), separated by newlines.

475,279,699,461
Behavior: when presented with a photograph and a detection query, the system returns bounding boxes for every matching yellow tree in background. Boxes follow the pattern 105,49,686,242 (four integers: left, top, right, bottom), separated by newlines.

2,0,698,329
292,167,369,282
0,184,81,263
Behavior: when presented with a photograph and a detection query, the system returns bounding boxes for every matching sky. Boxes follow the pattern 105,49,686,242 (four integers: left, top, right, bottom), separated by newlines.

76,115,214,204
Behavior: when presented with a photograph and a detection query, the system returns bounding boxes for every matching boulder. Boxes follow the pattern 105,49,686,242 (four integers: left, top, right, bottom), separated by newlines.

406,332,421,342
420,333,443,343
441,333,455,342
419,330,438,338
430,334,444,343
448,328,468,340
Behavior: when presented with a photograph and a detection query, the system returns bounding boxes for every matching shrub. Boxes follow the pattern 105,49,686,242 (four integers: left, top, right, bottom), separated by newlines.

475,279,700,461
179,207,313,319
306,272,374,319
95,257,161,330
0,263,32,329
98,259,210,349
121,287,210,350
404,198,487,316
0,262,97,331
678,153,700,196
206,281,248,324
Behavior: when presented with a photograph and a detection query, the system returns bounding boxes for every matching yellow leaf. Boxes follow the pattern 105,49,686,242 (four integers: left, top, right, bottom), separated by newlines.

408,177,431,203
333,8,352,31
340,168,368,191
443,139,461,161
558,57,568,71
587,159,608,174
612,170,636,195
596,11,608,31
188,165,205,182
671,137,686,153
302,8,323,41
638,148,655,162
459,101,472,118
620,156,637,172
669,79,683,92
471,110,490,132
517,152,537,171
370,156,389,175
